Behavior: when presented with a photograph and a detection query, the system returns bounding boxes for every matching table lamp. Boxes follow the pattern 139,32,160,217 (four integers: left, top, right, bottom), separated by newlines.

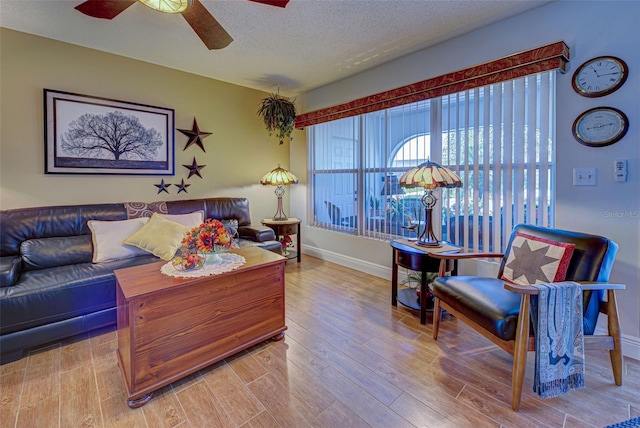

398,160,462,247
260,165,299,221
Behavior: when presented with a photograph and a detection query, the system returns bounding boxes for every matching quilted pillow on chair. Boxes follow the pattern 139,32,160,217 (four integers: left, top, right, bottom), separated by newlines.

501,232,575,285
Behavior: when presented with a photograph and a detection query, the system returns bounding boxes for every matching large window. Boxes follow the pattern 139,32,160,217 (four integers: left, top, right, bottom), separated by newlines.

308,71,556,252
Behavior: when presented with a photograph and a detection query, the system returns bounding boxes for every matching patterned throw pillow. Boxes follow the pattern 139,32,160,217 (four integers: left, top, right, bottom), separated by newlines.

124,201,168,219
501,232,575,285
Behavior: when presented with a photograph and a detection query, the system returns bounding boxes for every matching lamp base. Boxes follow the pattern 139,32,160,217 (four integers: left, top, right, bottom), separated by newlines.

417,194,441,247
415,238,442,247
272,186,288,221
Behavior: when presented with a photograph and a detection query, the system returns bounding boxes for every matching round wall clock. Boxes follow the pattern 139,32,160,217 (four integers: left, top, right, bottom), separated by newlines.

572,56,628,97
572,107,628,147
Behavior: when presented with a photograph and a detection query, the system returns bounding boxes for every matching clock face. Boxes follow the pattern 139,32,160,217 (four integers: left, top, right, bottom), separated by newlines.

572,107,628,147
572,56,628,97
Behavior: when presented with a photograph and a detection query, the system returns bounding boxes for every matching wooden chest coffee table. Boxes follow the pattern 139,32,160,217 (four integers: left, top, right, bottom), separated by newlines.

114,246,286,408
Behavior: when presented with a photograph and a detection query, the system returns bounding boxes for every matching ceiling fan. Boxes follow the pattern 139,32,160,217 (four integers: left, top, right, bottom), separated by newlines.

74,0,290,50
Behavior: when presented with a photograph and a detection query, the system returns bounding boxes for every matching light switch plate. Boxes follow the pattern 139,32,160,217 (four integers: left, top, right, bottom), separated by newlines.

573,167,597,186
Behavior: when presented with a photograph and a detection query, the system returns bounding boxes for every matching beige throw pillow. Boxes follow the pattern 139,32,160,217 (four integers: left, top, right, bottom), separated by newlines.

157,211,204,228
123,213,190,261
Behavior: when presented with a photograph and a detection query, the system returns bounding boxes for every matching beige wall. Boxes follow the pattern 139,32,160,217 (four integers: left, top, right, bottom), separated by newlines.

0,28,294,223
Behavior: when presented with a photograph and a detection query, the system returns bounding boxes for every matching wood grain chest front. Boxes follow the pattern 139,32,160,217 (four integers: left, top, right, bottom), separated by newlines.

115,246,286,407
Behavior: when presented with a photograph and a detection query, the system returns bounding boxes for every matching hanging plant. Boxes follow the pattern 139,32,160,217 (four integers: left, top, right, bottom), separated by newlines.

257,93,297,145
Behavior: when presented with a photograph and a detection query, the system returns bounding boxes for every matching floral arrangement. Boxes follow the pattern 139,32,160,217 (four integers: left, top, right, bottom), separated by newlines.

172,219,235,270
279,235,292,250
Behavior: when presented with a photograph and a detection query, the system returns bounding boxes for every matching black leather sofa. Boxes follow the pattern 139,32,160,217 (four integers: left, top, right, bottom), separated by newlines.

0,197,281,364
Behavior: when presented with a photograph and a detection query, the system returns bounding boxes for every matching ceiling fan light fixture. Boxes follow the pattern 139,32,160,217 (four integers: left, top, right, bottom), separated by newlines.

138,0,193,14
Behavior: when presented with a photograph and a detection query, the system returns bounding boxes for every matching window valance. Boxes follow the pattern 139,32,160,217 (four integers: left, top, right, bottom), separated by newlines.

295,41,569,128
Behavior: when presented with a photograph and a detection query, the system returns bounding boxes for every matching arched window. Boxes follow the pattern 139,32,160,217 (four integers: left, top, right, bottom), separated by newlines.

391,134,430,169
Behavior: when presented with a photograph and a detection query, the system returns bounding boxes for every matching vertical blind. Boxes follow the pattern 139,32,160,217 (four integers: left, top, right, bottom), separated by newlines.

308,116,360,233
308,70,556,251
441,72,555,252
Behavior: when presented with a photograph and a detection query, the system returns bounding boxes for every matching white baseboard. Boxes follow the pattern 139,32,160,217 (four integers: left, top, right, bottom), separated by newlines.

595,326,640,361
301,244,640,361
303,244,392,280
621,335,640,361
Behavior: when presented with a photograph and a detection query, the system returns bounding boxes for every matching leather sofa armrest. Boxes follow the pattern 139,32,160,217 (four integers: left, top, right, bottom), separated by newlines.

1,256,22,287
238,225,276,242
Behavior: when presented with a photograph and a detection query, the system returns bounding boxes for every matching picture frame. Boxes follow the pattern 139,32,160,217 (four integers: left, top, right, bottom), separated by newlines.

44,89,175,175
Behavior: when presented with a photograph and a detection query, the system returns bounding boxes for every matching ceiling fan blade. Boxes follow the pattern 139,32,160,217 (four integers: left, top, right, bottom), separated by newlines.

181,0,233,50
74,0,137,20
248,0,290,7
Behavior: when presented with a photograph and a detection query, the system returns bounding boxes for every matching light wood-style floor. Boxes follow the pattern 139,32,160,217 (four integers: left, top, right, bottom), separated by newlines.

1,255,639,428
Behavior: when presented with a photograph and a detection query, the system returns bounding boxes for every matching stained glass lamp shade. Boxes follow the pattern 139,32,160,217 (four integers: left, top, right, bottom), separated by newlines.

260,165,299,221
398,160,463,247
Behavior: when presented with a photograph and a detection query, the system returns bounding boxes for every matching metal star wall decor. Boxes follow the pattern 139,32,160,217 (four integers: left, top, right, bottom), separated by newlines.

175,179,191,194
183,157,206,179
177,118,212,152
154,179,171,194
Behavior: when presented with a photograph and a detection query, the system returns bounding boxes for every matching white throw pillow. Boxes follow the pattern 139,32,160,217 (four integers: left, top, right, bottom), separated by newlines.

157,211,204,228
88,217,149,263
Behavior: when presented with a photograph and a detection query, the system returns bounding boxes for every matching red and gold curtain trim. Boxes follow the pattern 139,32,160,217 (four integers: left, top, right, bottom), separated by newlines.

295,41,569,128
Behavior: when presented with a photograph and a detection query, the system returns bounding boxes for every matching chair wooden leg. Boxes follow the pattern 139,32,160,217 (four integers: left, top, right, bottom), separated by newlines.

511,295,531,412
433,259,448,340
433,297,441,340
607,289,623,385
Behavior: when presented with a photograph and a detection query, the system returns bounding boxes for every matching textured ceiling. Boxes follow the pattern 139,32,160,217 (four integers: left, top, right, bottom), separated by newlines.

0,0,553,97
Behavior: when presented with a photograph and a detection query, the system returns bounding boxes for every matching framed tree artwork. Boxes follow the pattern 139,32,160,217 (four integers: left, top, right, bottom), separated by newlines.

44,89,175,175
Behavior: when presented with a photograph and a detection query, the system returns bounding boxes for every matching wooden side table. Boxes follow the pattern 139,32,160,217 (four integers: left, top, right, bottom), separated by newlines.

390,240,458,324
261,217,301,262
